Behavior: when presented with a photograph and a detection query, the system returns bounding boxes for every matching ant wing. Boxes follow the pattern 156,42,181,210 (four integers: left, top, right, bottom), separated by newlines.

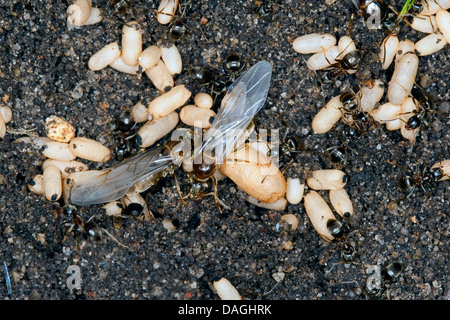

196,60,272,164
69,145,174,206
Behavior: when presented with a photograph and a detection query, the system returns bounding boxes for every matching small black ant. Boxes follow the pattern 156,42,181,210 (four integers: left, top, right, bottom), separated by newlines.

319,218,357,264
320,50,362,84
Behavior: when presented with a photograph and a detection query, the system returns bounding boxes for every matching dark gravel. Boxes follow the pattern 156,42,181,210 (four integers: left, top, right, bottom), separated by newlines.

0,0,448,300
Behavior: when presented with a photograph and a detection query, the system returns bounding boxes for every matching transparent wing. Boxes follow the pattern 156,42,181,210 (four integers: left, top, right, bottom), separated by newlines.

70,145,175,206
196,60,272,164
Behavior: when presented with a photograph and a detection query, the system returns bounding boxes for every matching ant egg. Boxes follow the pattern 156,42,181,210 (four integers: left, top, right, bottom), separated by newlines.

180,105,216,128
220,144,287,204
286,177,304,205
246,195,287,211
148,84,192,119
109,56,139,75
421,0,450,15
139,46,162,70
306,46,340,71
414,33,447,56
411,14,438,34
45,116,76,143
135,111,179,148
292,33,337,54
121,21,142,66
359,79,385,113
303,190,336,242
28,174,45,195
329,188,353,218
311,95,343,134
194,92,214,109
306,169,347,191
41,141,77,161
144,59,174,92
160,44,182,76
131,100,151,123
370,102,401,123
380,34,399,70
213,277,242,300
388,53,419,105
431,159,450,180
42,159,88,178
436,10,450,43
102,201,123,216
88,42,121,71
69,137,111,162
67,0,92,26
43,165,62,201
157,0,178,25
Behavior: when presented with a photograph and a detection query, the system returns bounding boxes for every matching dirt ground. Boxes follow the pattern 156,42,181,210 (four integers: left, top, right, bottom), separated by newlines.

0,0,448,300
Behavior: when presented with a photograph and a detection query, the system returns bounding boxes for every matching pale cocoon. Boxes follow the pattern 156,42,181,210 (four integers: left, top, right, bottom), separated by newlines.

148,85,191,119
109,56,139,75
121,21,142,66
161,44,182,75
69,137,111,162
286,178,304,205
280,213,299,231
144,59,174,92
246,195,287,211
395,39,415,64
411,14,438,33
436,10,450,43
414,33,447,56
131,101,151,123
139,46,162,70
292,33,336,54
0,105,12,123
303,190,336,242
28,174,45,195
102,201,123,216
194,92,214,109
370,102,401,123
388,53,418,105
220,144,287,203
306,46,340,70
306,169,347,190
157,0,177,25
135,111,179,148
180,105,216,128
43,165,62,201
42,159,88,178
41,141,77,161
420,0,450,15
67,0,92,26
336,36,356,60
312,95,343,134
213,277,242,300
358,79,385,113
329,188,353,218
380,35,399,70
88,42,121,71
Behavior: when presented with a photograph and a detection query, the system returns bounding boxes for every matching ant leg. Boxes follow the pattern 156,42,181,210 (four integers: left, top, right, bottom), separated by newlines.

171,170,188,206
